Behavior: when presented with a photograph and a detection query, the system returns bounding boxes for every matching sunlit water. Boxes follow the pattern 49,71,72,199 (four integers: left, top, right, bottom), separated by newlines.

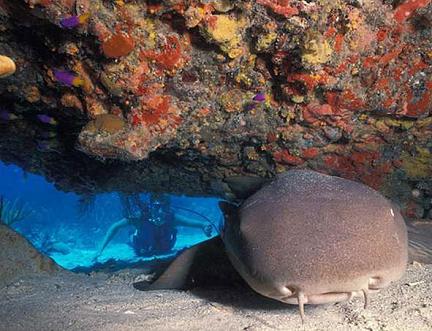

0,161,222,271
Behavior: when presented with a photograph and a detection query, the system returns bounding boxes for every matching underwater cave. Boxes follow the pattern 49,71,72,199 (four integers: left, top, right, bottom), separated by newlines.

0,161,222,272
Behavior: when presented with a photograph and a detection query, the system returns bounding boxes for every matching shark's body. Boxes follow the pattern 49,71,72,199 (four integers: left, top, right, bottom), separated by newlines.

142,170,409,320
222,170,408,318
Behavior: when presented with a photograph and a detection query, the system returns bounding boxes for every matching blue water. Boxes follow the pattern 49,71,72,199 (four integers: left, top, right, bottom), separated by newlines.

0,161,222,271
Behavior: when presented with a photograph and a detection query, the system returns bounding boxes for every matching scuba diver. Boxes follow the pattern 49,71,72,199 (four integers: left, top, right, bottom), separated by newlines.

93,193,213,260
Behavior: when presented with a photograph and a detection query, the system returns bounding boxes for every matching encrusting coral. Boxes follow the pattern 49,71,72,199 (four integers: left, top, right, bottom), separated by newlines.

0,0,431,220
0,55,16,78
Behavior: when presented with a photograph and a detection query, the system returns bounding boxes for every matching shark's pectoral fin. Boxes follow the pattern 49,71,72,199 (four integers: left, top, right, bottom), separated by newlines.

134,245,200,291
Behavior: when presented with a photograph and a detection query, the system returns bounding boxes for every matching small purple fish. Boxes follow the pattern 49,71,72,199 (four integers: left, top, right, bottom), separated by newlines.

37,114,57,125
40,131,57,139
0,110,18,121
253,93,266,102
244,103,256,111
53,69,83,87
60,13,90,29
0,110,10,120
54,69,75,86
36,141,54,152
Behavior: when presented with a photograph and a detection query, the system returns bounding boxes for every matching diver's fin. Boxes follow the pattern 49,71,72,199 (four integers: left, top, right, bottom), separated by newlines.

223,176,268,199
145,245,200,290
407,221,432,264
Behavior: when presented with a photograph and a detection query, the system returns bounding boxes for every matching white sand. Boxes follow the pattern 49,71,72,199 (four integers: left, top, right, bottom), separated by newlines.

0,263,431,331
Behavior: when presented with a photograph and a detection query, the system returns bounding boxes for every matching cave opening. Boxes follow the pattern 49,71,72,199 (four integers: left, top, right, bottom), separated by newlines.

0,161,222,273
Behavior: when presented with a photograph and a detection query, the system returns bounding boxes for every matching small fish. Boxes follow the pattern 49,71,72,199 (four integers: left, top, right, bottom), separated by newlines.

60,13,90,29
244,103,256,111
37,114,57,125
36,141,51,152
0,110,18,121
53,69,84,87
39,131,57,139
253,93,266,102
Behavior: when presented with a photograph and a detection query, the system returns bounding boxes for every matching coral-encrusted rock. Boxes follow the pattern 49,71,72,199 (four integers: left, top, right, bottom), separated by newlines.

79,122,153,161
0,0,431,220
0,225,61,287
83,114,126,135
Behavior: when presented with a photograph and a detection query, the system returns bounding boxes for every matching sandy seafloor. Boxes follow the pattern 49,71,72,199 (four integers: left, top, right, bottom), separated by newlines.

0,263,431,331
49,227,211,271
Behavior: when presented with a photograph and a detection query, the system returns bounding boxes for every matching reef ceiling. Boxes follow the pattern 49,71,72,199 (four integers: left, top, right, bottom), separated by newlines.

0,0,431,216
